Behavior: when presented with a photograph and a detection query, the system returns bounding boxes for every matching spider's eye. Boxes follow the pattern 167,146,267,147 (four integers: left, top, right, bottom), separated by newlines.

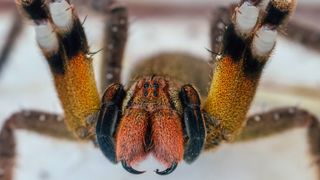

153,91,158,97
143,83,149,88
153,82,159,89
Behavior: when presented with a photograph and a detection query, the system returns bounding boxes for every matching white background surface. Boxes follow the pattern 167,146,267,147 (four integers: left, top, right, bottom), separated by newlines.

0,1,320,179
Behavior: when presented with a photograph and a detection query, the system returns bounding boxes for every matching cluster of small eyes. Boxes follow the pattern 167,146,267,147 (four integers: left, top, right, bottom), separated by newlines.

143,82,160,97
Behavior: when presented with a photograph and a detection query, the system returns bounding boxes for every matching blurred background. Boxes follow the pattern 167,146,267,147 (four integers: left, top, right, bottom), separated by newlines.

0,0,320,180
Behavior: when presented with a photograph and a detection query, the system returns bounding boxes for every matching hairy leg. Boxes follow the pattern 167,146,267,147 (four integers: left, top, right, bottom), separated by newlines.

0,111,75,180
100,6,128,92
204,0,296,148
16,0,100,140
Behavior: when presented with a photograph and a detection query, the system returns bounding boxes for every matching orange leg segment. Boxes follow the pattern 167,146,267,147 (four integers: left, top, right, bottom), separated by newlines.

16,0,100,140
204,0,296,146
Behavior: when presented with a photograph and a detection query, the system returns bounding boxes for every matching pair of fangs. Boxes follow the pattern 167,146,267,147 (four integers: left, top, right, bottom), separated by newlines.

121,161,178,175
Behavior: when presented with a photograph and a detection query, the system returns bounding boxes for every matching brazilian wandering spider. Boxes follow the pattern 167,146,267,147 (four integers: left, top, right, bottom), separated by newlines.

0,0,319,179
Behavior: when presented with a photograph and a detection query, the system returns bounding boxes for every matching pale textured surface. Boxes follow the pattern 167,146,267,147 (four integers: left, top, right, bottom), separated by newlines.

235,1,259,36
35,23,59,52
252,27,277,57
49,0,73,31
0,8,320,180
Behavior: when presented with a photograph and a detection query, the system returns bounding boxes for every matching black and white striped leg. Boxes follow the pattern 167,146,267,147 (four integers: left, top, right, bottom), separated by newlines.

17,0,92,74
204,0,297,148
48,0,89,58
244,0,296,76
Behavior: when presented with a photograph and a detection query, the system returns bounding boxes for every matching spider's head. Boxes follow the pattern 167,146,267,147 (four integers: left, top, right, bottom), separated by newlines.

96,75,206,175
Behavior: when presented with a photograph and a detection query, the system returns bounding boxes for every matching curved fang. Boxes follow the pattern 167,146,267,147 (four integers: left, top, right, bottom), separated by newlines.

121,161,145,174
155,162,178,175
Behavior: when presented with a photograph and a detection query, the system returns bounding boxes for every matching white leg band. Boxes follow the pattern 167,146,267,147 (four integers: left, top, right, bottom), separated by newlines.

235,1,260,37
49,0,73,32
35,22,59,53
252,26,277,57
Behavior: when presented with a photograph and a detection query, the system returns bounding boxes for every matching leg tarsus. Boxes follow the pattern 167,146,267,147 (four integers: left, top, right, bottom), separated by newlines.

204,0,297,143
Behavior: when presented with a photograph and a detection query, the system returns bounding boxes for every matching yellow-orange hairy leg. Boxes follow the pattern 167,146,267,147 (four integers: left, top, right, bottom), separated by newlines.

45,0,101,139
15,0,101,140
116,109,149,166
55,53,100,139
204,0,296,146
48,0,100,139
204,56,261,141
152,109,184,167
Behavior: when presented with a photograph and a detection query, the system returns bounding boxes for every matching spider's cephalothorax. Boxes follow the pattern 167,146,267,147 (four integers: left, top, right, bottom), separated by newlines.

3,0,320,179
96,76,206,174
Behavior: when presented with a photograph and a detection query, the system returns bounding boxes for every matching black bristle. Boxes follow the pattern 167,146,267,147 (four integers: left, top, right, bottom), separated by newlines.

21,0,49,20
60,19,89,58
263,3,289,26
243,50,265,77
222,24,246,61
47,48,66,74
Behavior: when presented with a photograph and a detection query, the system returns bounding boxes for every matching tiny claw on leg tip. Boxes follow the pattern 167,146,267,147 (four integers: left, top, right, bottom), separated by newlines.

155,162,178,175
121,161,145,174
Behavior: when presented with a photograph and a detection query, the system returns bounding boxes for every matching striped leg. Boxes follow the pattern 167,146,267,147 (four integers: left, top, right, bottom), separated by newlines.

16,0,100,140
100,6,128,92
204,0,296,148
0,111,74,180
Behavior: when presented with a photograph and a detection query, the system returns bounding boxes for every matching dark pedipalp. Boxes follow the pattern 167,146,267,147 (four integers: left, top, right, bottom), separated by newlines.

179,85,206,163
96,83,126,163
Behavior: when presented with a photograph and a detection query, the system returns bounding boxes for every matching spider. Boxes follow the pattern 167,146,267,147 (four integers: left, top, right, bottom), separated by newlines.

0,0,319,179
